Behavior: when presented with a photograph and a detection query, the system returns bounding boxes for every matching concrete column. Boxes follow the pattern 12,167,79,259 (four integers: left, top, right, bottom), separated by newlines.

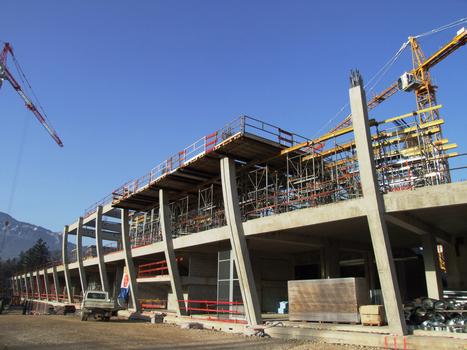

445,237,461,290
349,71,407,335
28,272,34,298
95,206,109,292
43,269,50,301
23,275,29,299
159,189,185,316
320,247,326,279
364,252,376,291
220,157,262,326
323,240,340,278
52,266,61,301
62,225,73,303
17,277,21,296
16,277,21,297
11,277,16,296
422,234,443,299
121,209,140,312
76,217,88,294
36,271,42,299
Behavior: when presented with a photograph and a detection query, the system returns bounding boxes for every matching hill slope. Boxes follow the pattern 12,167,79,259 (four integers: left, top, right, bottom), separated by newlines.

0,212,62,260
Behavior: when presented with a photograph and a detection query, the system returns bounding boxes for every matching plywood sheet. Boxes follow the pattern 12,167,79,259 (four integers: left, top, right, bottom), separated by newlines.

288,278,370,322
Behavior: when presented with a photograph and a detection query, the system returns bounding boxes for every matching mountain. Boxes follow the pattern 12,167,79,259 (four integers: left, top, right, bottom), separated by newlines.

0,211,62,260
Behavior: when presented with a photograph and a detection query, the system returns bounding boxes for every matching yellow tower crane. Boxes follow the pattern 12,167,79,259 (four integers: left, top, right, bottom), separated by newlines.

281,26,466,156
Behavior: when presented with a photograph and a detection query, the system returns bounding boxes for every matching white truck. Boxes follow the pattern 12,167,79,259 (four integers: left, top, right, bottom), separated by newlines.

80,290,119,321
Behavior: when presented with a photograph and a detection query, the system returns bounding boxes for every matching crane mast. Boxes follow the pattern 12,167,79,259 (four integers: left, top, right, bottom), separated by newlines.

0,42,63,147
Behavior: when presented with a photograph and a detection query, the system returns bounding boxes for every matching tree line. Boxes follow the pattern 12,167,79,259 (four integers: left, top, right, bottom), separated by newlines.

0,239,55,294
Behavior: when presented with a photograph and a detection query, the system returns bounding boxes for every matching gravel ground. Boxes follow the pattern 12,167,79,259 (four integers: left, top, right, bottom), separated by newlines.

0,310,379,350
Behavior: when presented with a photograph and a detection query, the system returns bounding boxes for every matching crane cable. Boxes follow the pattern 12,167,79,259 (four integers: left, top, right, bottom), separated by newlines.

414,17,467,39
0,113,30,254
312,17,467,139
312,40,409,138
0,44,34,254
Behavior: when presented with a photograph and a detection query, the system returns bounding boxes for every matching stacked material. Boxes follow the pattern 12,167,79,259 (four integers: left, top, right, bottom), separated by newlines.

288,278,369,323
405,297,467,333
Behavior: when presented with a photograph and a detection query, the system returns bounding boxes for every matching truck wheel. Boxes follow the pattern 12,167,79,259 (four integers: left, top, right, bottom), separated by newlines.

103,316,110,322
80,310,88,321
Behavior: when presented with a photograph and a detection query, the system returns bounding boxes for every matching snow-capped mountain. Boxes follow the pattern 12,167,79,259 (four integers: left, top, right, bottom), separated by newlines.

0,211,62,260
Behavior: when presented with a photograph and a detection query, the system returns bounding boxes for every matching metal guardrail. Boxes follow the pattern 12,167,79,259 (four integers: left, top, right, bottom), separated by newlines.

81,116,308,217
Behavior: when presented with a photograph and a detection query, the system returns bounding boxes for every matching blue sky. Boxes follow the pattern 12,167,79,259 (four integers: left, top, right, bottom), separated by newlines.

0,1,466,232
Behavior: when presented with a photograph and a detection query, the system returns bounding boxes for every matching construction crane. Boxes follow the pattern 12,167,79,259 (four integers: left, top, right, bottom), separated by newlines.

282,25,466,155
0,42,63,147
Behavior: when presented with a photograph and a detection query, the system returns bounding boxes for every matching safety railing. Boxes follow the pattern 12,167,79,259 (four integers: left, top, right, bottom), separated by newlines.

83,193,114,218
137,257,183,278
179,299,246,324
111,116,309,204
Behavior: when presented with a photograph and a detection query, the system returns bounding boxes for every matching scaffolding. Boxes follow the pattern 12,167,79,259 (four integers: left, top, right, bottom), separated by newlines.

119,110,457,243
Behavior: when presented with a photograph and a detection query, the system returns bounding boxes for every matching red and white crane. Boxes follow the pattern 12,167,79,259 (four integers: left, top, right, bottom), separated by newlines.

0,42,63,147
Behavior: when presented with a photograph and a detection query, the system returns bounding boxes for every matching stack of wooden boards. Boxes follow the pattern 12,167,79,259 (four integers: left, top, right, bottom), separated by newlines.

360,304,386,326
288,277,370,323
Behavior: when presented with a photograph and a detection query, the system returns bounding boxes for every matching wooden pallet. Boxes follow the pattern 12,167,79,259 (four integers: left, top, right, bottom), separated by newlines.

362,321,384,327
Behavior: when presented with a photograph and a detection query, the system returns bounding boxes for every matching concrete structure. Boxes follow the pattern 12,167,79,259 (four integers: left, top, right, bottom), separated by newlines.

12,76,467,343
349,71,406,335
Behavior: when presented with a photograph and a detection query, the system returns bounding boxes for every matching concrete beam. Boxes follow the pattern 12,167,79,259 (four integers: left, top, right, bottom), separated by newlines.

62,225,73,303
121,209,140,312
220,157,262,326
385,213,451,243
76,217,88,293
102,221,122,233
159,189,185,316
349,73,406,335
422,234,443,299
95,206,109,292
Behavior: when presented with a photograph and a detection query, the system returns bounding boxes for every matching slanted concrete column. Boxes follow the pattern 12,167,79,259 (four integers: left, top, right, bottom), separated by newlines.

52,265,61,301
43,269,50,301
159,189,185,316
11,277,16,296
23,274,29,299
15,277,20,296
121,209,140,312
62,225,72,303
220,157,262,326
422,234,443,299
76,217,88,294
349,71,407,335
28,272,34,298
36,271,42,299
17,277,22,296
12,277,16,296
95,206,109,292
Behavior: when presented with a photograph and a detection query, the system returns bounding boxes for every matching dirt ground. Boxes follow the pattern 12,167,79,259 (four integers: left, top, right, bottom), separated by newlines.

0,310,379,350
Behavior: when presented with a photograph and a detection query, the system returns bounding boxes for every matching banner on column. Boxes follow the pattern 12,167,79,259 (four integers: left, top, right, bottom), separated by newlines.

118,266,130,302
